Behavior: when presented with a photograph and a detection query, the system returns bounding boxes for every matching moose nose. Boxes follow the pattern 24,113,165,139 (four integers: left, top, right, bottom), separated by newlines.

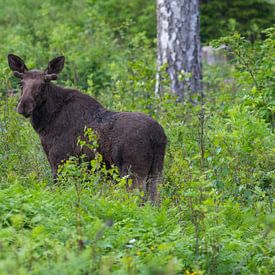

17,104,32,118
17,104,24,115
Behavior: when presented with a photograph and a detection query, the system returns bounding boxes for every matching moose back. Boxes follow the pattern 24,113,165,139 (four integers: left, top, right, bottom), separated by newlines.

8,54,167,201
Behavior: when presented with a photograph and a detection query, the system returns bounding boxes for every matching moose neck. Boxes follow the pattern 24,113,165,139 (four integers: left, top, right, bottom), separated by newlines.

31,82,67,134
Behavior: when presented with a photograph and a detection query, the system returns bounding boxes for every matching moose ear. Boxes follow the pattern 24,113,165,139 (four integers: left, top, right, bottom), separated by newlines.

45,56,65,74
8,54,28,73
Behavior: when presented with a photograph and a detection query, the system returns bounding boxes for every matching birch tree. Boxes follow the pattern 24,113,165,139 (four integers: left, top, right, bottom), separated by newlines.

156,0,202,100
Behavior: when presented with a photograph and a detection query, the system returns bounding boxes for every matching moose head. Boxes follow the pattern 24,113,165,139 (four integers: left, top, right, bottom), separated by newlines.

8,54,65,117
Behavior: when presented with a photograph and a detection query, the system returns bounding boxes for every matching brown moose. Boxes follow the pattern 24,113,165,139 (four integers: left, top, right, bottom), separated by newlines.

8,54,167,201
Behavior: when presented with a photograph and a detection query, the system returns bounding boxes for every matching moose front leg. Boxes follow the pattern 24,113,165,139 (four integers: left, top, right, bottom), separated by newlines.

47,149,67,181
51,164,58,180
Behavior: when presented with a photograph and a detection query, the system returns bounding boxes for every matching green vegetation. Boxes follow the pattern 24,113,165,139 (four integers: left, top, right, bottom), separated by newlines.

0,0,274,274
200,0,275,42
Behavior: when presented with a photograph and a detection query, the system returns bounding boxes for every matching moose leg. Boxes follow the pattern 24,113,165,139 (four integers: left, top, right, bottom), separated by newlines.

132,174,150,203
146,174,160,204
51,165,58,180
120,164,148,198
48,150,65,181
146,149,165,203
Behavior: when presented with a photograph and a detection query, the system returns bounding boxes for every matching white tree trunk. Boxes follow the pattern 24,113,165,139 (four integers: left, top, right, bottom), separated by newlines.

156,0,202,100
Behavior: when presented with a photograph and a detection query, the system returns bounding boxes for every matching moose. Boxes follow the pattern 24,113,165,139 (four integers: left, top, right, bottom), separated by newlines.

8,54,167,201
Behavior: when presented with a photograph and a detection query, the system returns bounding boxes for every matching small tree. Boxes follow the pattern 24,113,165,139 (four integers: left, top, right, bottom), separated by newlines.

156,0,202,100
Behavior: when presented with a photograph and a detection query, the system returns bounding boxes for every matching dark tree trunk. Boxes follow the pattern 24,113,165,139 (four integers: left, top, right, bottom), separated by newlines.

156,0,202,100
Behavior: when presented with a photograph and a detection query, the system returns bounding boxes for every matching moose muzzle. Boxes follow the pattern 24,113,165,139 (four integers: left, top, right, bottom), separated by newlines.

17,98,34,117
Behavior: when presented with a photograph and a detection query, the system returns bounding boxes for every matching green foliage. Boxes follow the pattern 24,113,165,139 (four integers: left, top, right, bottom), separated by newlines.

89,0,156,40
0,0,274,274
212,28,275,127
200,0,275,43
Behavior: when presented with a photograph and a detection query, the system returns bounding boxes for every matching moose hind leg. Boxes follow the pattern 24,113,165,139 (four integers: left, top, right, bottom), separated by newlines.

146,174,160,203
146,149,165,203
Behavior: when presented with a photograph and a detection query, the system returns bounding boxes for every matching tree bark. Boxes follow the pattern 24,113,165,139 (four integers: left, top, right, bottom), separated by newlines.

156,0,202,100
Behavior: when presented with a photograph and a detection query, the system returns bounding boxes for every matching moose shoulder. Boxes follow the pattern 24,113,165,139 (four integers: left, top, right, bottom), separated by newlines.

8,54,167,201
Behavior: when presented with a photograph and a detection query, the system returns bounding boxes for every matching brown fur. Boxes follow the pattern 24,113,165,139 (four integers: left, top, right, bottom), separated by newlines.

8,54,167,201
